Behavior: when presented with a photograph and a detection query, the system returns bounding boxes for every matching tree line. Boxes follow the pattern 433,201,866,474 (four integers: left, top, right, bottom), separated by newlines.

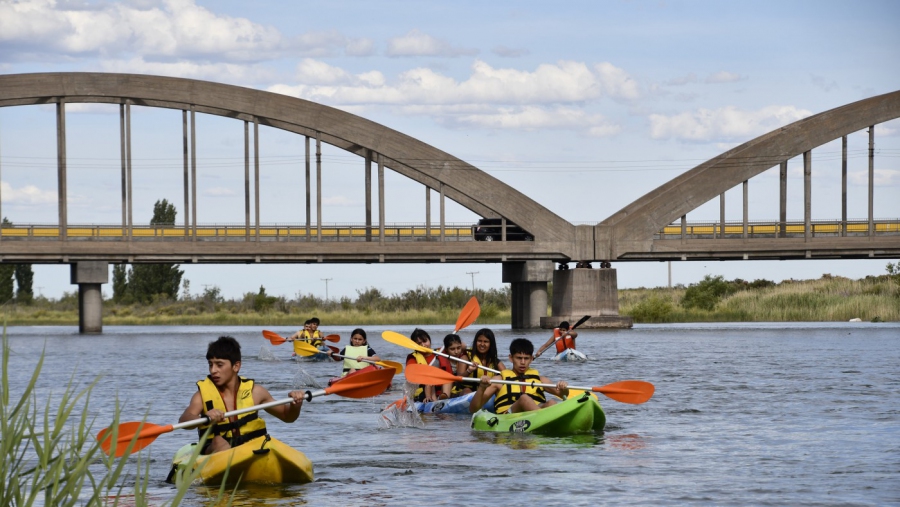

0,218,34,305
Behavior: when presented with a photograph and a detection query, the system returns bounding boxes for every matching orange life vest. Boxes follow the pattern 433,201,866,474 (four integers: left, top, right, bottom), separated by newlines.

554,329,575,353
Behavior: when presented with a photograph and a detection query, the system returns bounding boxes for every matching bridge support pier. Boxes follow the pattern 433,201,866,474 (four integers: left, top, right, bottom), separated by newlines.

70,262,108,334
540,266,633,329
503,261,552,329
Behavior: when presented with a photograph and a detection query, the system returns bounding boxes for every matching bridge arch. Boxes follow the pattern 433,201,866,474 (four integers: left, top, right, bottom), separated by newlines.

0,72,575,247
596,90,900,260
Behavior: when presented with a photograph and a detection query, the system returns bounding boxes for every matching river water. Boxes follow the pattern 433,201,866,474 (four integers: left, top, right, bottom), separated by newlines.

4,322,899,506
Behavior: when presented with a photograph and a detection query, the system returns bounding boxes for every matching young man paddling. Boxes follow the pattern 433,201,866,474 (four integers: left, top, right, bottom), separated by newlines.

470,338,569,414
179,336,306,454
534,321,578,359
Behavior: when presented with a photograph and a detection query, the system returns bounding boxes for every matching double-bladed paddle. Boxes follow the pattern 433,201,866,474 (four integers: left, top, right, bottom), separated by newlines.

382,330,492,374
297,342,403,373
404,364,654,405
262,330,340,345
97,367,395,458
536,315,591,358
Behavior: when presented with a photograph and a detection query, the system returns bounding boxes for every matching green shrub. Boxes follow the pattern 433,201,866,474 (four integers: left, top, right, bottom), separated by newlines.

630,295,674,323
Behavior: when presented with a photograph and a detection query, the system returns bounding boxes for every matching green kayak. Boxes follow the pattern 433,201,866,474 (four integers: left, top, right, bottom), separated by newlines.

470,392,606,435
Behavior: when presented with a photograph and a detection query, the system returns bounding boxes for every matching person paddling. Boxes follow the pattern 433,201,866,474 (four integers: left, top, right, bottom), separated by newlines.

457,328,506,396
405,329,452,402
470,338,568,414
337,328,381,376
534,321,578,359
179,336,306,454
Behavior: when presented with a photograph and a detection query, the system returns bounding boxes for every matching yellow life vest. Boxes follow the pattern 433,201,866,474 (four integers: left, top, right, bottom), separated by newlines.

492,368,546,413
409,350,443,401
467,350,500,378
195,376,268,446
342,345,370,374
293,329,324,355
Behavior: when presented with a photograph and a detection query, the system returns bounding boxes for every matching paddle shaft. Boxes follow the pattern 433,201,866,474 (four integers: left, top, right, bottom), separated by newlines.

331,353,392,368
455,375,640,394
427,347,500,374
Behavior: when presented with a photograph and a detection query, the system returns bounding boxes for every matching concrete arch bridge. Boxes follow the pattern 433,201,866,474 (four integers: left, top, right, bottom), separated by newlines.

0,74,897,331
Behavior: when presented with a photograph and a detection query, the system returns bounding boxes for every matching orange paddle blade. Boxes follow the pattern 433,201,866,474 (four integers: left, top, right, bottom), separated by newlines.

324,367,394,398
405,364,463,385
593,380,655,405
262,330,287,345
323,334,340,343
97,421,175,457
455,297,480,333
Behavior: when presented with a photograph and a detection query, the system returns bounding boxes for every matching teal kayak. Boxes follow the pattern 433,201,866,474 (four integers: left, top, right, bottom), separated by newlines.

470,392,605,435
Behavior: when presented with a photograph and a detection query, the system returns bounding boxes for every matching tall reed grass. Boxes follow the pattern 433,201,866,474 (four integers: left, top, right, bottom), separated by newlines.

0,330,229,506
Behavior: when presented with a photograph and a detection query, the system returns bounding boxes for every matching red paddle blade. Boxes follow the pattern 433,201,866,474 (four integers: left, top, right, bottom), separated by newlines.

405,364,463,386
97,421,174,457
323,334,340,343
262,330,286,345
324,367,395,398
593,380,655,404
327,345,341,361
455,297,480,333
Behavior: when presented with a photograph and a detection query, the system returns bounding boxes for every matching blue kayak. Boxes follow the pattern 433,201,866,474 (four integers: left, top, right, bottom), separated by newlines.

385,392,495,414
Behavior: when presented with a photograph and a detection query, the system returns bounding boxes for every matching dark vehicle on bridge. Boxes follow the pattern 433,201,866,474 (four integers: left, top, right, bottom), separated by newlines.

472,218,534,241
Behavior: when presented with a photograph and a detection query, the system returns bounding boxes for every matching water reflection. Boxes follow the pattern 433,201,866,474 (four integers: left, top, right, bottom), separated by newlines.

473,431,605,450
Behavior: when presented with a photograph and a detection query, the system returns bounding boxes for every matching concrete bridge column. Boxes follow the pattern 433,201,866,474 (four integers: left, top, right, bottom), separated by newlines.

70,261,108,334
502,261,552,329
540,266,633,329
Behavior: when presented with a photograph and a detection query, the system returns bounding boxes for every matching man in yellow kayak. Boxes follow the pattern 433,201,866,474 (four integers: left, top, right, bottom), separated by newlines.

287,318,327,358
179,336,307,454
469,338,569,414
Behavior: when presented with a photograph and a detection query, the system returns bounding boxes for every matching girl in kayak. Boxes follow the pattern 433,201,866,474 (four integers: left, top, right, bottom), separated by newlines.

457,328,506,396
438,334,468,398
470,338,568,414
406,329,453,402
337,328,380,376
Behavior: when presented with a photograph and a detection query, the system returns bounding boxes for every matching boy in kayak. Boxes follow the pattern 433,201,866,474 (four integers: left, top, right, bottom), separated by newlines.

179,336,306,454
534,321,578,359
469,338,568,414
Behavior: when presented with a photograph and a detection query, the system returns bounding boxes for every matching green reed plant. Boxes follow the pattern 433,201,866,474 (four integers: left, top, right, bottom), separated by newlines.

0,330,229,506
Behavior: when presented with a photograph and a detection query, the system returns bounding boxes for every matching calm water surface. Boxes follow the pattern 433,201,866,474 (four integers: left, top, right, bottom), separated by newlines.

5,322,899,506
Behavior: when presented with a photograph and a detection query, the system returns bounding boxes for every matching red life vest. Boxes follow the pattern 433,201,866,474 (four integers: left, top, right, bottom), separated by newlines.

554,329,575,353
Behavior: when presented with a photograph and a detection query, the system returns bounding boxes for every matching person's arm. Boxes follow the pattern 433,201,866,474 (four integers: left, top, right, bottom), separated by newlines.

180,391,219,424
256,385,304,423
540,376,569,400
534,335,558,358
470,376,499,413
364,346,381,362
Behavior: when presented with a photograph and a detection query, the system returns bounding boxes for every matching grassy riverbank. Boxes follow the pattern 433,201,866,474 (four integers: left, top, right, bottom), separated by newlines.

1,274,896,326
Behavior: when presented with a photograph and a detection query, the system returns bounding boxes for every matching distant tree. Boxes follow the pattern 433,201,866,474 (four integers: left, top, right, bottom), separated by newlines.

112,264,129,303
126,200,184,303
14,264,34,304
0,263,13,304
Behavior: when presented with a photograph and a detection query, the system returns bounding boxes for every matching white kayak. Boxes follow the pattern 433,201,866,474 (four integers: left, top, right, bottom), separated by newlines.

553,348,587,362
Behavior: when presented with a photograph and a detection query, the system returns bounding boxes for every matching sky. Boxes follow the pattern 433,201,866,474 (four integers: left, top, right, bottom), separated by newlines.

0,0,898,301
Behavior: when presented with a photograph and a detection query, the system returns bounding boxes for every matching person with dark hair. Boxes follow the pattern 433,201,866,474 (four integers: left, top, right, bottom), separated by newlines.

439,334,468,397
469,338,568,414
179,336,306,454
405,329,453,402
336,328,380,376
458,328,506,396
535,321,578,358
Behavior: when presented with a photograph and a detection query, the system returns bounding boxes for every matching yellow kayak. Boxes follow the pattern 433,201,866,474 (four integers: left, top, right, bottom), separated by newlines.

167,435,313,485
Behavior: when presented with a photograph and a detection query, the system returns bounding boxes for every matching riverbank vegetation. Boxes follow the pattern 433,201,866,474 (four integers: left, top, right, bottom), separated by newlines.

1,267,897,326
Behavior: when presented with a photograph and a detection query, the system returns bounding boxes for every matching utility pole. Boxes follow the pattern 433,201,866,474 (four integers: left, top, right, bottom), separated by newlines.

321,278,332,301
466,271,479,294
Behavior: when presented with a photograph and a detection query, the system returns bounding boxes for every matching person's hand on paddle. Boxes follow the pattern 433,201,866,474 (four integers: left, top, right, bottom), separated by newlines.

205,408,226,424
554,380,569,399
287,390,305,407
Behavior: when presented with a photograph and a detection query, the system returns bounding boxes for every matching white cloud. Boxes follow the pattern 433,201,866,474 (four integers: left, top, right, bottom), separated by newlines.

705,71,746,84
345,37,376,57
0,0,351,62
271,59,636,107
0,181,57,205
849,169,900,187
295,59,353,85
386,29,478,57
649,105,812,142
99,57,277,83
441,106,620,134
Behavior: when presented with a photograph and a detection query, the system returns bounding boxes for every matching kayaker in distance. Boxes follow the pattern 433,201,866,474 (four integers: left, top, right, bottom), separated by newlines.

179,336,306,454
457,328,506,396
469,338,569,414
406,329,453,402
286,317,328,358
337,328,381,376
534,321,578,359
